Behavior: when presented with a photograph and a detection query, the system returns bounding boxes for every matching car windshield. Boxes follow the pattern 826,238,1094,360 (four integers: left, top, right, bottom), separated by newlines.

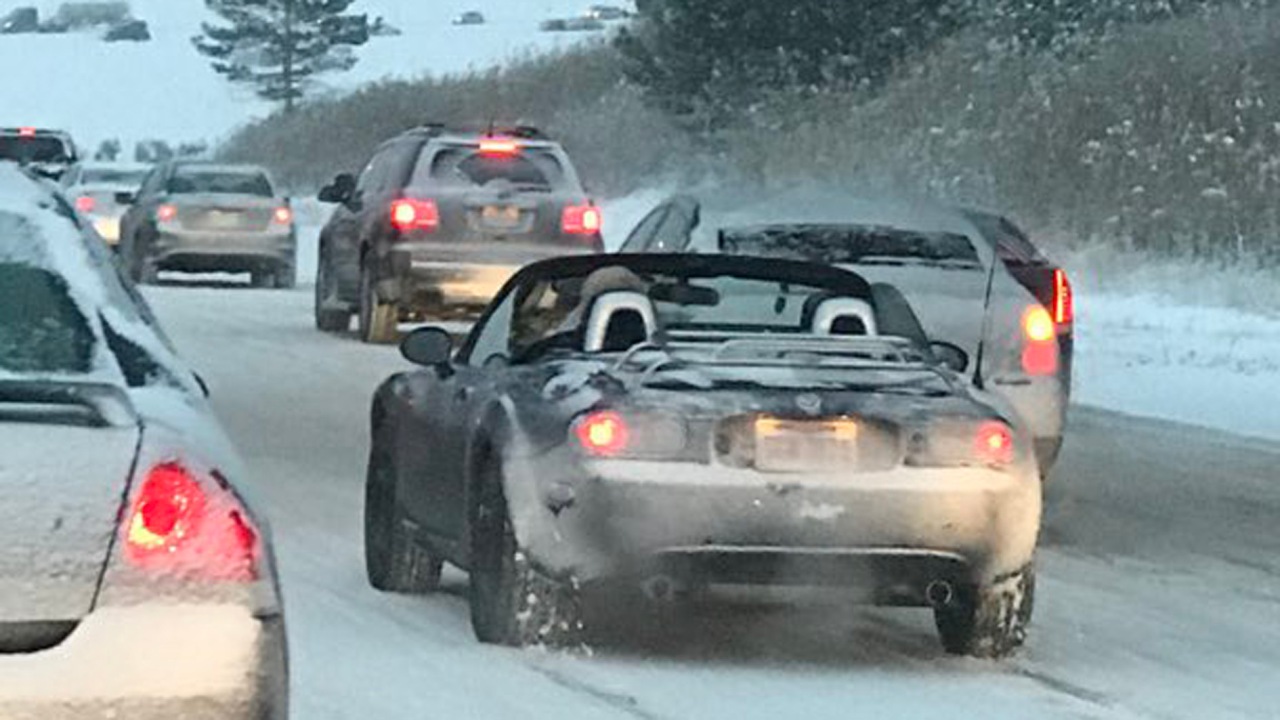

167,168,274,196
420,147,564,188
0,261,95,374
80,168,149,187
0,136,70,164
721,225,982,267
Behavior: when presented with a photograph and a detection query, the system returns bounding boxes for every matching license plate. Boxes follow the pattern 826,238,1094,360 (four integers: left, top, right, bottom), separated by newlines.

203,210,243,228
754,417,859,472
481,205,521,229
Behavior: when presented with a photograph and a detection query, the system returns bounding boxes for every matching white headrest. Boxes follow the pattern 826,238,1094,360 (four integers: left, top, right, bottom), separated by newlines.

583,290,658,352
811,297,878,336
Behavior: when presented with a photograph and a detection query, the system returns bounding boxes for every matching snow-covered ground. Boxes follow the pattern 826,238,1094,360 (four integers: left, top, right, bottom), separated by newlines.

0,0,615,150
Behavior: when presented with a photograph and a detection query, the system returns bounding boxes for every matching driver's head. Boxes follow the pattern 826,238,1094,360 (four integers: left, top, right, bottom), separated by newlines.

559,265,649,330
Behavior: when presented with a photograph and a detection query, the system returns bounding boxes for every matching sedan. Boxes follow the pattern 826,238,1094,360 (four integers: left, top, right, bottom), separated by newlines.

0,164,287,719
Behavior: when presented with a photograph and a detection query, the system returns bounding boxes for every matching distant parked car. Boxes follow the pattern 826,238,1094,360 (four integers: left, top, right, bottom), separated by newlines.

0,127,79,181
52,1,130,29
62,161,152,247
117,161,297,288
0,6,38,33
585,4,630,20
103,17,149,41
452,11,485,25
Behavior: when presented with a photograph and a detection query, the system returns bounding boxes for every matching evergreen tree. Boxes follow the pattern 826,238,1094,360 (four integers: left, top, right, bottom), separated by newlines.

192,0,370,113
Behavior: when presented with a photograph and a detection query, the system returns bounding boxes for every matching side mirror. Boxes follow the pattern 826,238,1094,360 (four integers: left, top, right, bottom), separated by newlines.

929,341,969,373
401,326,453,367
318,173,356,204
114,190,136,205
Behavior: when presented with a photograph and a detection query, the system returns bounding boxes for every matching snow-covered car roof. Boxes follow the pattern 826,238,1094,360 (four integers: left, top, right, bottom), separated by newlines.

0,164,194,390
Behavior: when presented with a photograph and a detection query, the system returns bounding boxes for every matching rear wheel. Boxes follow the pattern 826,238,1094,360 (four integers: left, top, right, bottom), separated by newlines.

469,453,582,647
359,256,398,344
934,565,1035,658
314,256,352,332
364,445,442,593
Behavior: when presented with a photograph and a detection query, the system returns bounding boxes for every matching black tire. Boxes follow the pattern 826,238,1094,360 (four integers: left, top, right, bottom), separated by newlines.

469,453,582,647
358,256,398,344
314,256,352,332
935,565,1035,659
364,446,443,594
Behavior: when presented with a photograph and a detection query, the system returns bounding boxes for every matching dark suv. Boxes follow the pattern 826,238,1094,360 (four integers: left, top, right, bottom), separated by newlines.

314,125,604,343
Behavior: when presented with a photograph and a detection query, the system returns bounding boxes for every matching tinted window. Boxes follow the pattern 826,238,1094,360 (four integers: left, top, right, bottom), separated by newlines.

966,212,1048,265
620,207,669,252
80,168,149,187
420,148,564,188
167,168,274,196
721,225,981,267
0,136,71,164
0,263,95,374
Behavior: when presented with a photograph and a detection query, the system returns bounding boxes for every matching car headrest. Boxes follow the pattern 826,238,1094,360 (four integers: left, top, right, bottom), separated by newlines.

583,290,658,353
808,296,878,336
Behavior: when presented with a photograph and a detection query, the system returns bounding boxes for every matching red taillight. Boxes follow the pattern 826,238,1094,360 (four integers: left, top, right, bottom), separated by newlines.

18,126,36,138
1053,268,1073,325
562,205,602,235
478,139,520,155
390,198,439,233
974,422,1015,466
272,206,293,225
156,203,178,222
124,463,258,581
1021,305,1059,375
75,195,96,213
574,410,630,457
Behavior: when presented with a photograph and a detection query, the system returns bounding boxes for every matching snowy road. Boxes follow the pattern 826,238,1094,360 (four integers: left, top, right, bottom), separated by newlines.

146,284,1280,720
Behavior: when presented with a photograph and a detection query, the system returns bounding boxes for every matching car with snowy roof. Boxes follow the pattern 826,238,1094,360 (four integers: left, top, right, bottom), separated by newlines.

363,253,1041,658
0,164,287,719
620,193,1074,477
314,124,604,342
62,160,151,247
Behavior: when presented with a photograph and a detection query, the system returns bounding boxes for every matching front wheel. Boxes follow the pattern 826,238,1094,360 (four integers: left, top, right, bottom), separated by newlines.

468,454,582,647
358,256,398,344
365,448,442,594
314,256,352,332
934,565,1035,659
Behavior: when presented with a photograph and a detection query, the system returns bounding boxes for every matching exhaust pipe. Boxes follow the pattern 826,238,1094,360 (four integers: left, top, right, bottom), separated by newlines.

925,579,954,608
641,575,677,603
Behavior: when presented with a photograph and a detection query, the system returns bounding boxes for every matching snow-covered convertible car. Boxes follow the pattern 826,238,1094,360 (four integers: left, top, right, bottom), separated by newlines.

364,254,1041,657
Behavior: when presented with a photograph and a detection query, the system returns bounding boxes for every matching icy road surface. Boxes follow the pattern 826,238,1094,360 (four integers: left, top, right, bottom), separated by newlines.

145,285,1280,720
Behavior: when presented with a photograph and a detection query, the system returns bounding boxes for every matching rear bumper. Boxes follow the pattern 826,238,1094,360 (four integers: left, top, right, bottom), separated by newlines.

153,228,295,271
377,241,598,308
504,451,1042,598
0,604,287,720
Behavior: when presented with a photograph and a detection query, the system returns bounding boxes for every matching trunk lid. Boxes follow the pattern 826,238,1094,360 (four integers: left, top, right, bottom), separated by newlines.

171,193,279,232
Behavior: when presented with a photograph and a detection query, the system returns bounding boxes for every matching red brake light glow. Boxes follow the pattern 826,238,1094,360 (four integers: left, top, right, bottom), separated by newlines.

156,204,178,222
390,198,439,232
74,195,96,213
478,139,520,155
272,206,293,225
974,422,1015,466
18,126,36,138
1023,306,1055,343
1021,305,1059,375
1053,268,1073,325
562,205,602,235
124,463,259,581
574,410,630,457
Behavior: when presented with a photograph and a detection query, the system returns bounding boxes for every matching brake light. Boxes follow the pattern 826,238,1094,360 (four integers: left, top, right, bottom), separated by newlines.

18,126,36,138
562,205,602,235
156,203,178,222
478,139,520,155
974,422,1015,466
390,198,439,232
1053,268,1073,325
272,206,293,225
74,195,96,213
1021,305,1059,375
574,410,630,457
124,463,258,581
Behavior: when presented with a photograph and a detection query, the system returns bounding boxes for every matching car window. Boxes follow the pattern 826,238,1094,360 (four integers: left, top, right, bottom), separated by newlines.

966,212,1048,265
463,288,520,366
721,225,982,267
167,168,274,196
80,168,150,187
137,167,165,197
0,262,95,374
356,151,391,195
620,206,669,252
418,147,565,188
650,205,694,251
0,136,71,164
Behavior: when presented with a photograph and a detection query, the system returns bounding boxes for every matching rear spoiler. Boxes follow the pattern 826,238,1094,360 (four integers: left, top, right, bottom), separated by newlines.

0,380,137,428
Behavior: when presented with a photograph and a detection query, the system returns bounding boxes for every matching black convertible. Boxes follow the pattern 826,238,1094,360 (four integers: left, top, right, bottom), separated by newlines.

364,254,1042,657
